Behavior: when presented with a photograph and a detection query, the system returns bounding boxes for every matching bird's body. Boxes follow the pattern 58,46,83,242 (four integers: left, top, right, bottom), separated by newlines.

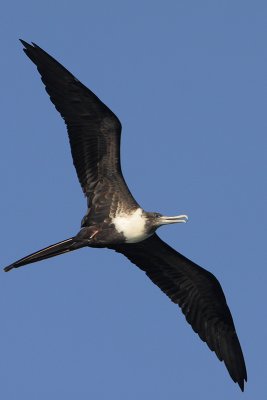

80,207,157,246
112,208,148,243
4,40,247,391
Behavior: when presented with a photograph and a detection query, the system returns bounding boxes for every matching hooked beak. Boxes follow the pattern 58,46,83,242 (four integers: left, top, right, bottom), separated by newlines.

158,214,188,226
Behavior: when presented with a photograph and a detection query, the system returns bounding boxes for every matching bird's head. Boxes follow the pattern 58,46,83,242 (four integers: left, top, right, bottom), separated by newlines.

145,212,188,234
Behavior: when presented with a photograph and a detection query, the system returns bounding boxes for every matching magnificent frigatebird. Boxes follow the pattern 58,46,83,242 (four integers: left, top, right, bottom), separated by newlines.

4,40,247,391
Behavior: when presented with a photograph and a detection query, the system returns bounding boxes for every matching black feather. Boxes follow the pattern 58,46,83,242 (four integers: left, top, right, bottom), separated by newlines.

109,234,247,391
19,40,138,220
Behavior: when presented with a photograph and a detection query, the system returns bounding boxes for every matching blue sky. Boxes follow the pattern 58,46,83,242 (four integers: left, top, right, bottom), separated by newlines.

1,1,266,398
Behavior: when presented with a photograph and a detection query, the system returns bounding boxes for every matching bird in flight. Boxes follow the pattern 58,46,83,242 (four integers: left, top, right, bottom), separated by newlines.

4,40,247,391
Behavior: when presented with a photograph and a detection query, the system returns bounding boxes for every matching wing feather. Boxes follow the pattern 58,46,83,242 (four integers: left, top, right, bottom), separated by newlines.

109,234,247,391
20,40,137,214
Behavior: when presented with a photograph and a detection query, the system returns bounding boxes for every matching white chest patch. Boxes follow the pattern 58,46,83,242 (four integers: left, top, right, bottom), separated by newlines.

112,208,149,243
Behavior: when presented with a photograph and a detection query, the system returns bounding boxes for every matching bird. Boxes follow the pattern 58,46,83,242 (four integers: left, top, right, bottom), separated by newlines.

4,40,247,391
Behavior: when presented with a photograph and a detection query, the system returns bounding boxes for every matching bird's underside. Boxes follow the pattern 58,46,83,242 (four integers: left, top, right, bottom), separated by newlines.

3,40,247,391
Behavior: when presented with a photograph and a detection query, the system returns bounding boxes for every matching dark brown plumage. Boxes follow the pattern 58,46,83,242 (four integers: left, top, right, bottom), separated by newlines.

4,40,247,391
20,40,138,222
109,234,247,390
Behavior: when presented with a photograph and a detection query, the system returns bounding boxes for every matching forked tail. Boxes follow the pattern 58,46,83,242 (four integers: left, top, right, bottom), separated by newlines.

4,237,86,272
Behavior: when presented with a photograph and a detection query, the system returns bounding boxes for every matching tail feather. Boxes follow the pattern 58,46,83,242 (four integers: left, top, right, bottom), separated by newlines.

4,237,86,272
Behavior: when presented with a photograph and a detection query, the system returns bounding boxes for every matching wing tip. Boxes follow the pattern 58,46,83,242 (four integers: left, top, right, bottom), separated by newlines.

237,374,247,392
19,39,32,49
237,364,247,392
19,38,27,45
3,264,14,272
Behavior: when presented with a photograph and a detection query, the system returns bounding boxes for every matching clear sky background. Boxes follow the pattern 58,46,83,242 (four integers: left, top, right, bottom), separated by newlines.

0,1,266,399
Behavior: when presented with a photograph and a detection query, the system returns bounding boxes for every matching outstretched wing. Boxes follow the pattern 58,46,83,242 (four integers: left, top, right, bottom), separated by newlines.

20,40,138,214
109,234,247,391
